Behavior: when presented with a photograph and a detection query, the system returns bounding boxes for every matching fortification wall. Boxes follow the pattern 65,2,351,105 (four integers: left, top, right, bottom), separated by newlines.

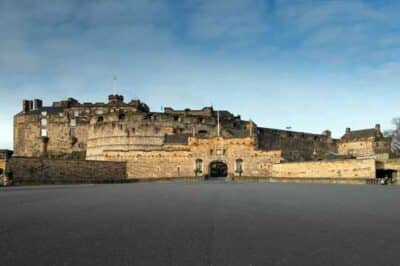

257,128,337,161
103,137,282,178
338,139,374,157
14,111,88,159
8,157,127,183
271,159,376,178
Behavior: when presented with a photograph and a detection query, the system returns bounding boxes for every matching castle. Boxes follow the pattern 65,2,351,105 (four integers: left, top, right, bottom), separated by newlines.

3,94,399,185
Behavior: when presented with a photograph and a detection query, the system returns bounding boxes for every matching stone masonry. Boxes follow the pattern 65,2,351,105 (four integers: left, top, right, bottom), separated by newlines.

9,94,399,183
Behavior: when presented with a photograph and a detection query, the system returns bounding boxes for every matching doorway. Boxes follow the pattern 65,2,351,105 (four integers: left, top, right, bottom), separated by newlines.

209,161,228,178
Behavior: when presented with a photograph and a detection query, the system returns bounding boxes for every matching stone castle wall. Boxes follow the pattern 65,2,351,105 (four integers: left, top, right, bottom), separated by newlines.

98,137,281,178
271,159,376,179
257,128,337,161
338,139,391,158
8,157,127,183
85,111,227,160
338,139,375,158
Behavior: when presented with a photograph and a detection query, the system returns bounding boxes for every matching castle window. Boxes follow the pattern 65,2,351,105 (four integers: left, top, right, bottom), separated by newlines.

235,159,243,173
95,109,103,115
119,113,125,120
97,116,104,122
74,111,79,117
69,128,76,137
41,118,47,126
195,159,203,173
70,119,76,127
132,128,136,134
41,129,48,137
41,111,47,116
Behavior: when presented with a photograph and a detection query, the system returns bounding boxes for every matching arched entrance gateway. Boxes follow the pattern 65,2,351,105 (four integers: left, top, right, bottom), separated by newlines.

209,161,228,178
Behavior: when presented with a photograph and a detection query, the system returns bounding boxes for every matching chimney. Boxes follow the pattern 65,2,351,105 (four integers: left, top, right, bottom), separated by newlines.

375,124,381,133
322,130,331,138
346,127,351,134
23,100,32,113
108,94,124,105
34,99,43,110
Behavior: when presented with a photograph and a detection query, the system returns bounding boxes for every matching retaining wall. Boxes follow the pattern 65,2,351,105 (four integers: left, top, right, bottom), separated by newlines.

8,157,127,184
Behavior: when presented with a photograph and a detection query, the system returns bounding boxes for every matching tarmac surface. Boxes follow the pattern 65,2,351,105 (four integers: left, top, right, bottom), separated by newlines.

1,181,400,266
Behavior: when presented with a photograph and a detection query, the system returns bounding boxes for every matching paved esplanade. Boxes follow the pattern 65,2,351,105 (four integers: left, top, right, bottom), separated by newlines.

1,182,400,266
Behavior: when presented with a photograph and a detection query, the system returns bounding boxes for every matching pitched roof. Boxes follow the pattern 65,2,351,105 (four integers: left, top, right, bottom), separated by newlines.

341,128,381,141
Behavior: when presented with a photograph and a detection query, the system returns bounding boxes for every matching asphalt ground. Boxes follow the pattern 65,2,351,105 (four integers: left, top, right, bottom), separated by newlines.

1,181,400,266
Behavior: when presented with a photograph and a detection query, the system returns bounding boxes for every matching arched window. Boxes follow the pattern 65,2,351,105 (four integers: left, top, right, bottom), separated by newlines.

235,159,243,174
195,159,203,173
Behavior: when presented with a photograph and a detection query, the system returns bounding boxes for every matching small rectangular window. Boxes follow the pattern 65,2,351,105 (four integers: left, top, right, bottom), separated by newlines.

41,118,47,126
41,129,47,137
74,111,80,117
41,111,47,116
70,119,76,127
69,128,76,137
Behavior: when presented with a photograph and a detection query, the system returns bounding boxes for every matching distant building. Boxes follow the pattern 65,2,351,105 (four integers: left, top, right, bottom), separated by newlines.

9,94,398,182
338,124,392,160
13,95,340,177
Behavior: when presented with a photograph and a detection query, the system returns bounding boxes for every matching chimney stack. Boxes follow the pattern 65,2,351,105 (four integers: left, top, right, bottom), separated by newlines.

322,130,331,138
375,124,381,132
346,127,351,134
34,99,43,110
108,94,124,105
23,100,33,113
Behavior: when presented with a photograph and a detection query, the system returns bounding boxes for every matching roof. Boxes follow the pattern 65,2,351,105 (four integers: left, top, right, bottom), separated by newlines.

341,128,381,141
164,134,191,144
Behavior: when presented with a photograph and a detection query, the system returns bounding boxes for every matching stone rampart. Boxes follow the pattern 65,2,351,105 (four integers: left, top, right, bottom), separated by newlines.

271,159,376,179
8,157,127,184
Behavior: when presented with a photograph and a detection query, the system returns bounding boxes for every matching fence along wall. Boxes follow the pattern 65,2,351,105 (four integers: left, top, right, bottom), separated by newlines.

8,157,127,183
271,159,376,179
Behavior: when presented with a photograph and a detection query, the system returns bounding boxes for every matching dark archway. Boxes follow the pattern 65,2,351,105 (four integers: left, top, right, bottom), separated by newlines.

376,169,396,184
209,161,228,178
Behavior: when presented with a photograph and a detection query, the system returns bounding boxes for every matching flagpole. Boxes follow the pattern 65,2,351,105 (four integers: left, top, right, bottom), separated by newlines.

113,75,116,95
217,111,220,137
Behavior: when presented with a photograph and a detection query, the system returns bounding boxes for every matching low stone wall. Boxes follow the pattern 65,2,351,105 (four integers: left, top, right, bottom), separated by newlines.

230,176,374,185
271,159,376,179
8,157,127,184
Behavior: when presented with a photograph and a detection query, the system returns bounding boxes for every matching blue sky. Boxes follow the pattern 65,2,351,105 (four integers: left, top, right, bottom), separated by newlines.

1,0,400,149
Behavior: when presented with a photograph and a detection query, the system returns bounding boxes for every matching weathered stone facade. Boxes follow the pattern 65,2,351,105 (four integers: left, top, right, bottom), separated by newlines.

337,124,391,159
271,159,376,179
9,94,399,183
14,95,336,161
7,157,127,184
